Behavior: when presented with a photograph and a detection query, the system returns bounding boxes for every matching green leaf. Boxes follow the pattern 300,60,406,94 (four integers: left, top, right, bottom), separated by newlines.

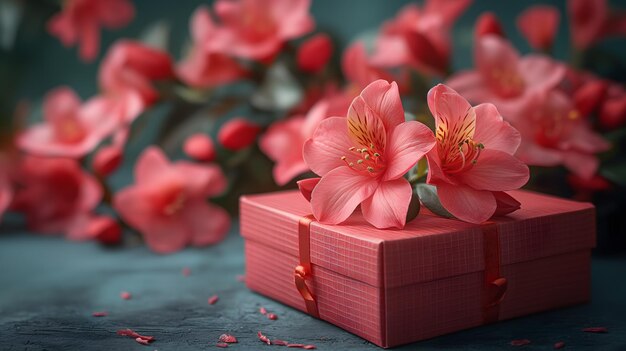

139,20,170,51
414,183,454,219
601,162,626,187
405,189,421,223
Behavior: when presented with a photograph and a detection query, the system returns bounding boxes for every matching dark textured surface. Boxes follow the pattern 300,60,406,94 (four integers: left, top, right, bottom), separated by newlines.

0,229,625,351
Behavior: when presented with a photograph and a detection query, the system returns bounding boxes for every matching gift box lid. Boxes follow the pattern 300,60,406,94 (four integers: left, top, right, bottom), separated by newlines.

240,190,595,289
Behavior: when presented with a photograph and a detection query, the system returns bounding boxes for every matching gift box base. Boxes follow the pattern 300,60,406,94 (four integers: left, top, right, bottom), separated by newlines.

245,240,591,348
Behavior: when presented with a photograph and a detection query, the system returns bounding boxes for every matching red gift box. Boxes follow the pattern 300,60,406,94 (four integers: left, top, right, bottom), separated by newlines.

240,189,595,348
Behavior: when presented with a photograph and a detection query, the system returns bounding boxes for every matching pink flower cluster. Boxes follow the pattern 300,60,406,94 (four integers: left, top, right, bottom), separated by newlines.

2,0,625,247
447,1,623,181
300,80,529,227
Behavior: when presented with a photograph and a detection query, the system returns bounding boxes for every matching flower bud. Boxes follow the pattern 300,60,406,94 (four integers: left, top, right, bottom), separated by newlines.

184,133,216,162
297,34,333,73
297,177,321,202
600,96,626,129
574,80,607,117
493,191,521,216
93,145,123,176
218,118,261,151
475,12,505,39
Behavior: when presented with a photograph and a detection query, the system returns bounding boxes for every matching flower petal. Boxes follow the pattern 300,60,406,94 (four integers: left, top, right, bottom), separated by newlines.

354,79,406,132
184,200,230,247
113,186,156,230
493,191,522,216
43,87,81,124
519,55,565,92
361,178,412,229
458,149,530,191
437,182,496,223
383,121,436,180
174,162,227,197
273,159,309,186
297,177,321,202
142,217,191,254
562,151,600,180
135,147,171,184
347,101,387,152
515,142,564,166
428,84,476,152
475,36,523,95
517,5,560,51
303,117,353,176
473,103,521,154
310,167,378,224
445,70,495,105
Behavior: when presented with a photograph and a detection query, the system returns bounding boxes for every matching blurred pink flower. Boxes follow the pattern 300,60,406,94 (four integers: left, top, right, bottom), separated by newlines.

218,118,261,151
213,0,314,61
297,33,333,73
99,40,174,106
177,6,248,88
513,90,610,180
446,35,565,118
475,12,505,39
47,0,134,62
342,42,400,92
568,0,626,50
425,84,529,224
260,99,344,185
184,133,216,162
11,156,103,236
371,0,471,76
517,5,560,51
303,80,436,229
114,147,230,254
568,0,607,50
17,87,119,158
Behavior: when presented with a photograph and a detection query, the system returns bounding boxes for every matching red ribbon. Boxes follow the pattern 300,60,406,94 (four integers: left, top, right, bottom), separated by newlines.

482,222,507,324
294,214,319,318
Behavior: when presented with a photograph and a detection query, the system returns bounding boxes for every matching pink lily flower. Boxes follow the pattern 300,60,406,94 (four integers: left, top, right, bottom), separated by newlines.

213,0,314,61
425,84,530,224
260,97,350,186
303,80,436,229
177,6,248,89
17,86,119,158
11,156,103,236
114,147,230,254
446,35,565,119
99,40,174,106
47,0,134,62
512,89,610,180
371,0,471,76
517,5,560,51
